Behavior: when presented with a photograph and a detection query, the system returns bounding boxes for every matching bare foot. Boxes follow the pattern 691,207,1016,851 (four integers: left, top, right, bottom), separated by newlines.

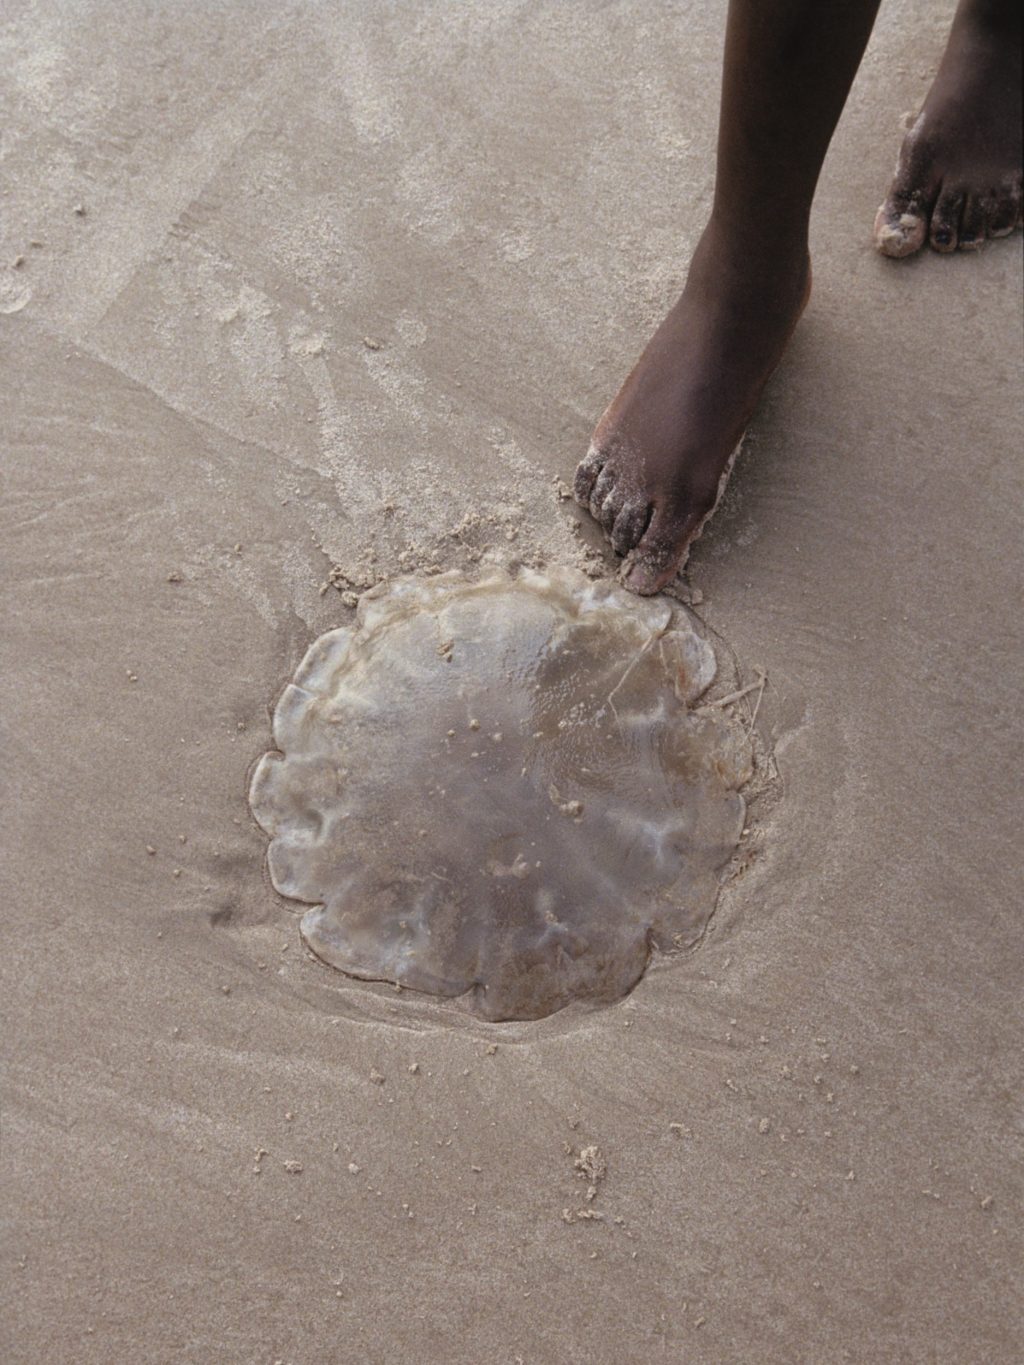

574,224,810,595
874,0,1022,256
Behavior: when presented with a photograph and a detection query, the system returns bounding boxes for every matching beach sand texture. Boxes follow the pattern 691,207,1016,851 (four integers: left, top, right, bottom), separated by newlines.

2,2,1022,1361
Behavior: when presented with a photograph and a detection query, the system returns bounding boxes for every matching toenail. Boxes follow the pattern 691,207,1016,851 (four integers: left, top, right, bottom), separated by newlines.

933,228,952,245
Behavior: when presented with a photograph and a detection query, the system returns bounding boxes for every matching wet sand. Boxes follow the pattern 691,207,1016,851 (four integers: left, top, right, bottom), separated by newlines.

2,2,1022,1361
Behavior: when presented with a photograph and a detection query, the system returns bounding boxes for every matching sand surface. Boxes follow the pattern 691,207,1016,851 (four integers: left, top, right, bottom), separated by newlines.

2,2,1022,1361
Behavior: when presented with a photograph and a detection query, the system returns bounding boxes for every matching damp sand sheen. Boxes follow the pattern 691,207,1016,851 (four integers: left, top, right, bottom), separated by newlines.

249,568,753,1020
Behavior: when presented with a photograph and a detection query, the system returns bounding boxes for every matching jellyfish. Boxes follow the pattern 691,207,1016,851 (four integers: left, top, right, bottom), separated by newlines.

249,567,752,1020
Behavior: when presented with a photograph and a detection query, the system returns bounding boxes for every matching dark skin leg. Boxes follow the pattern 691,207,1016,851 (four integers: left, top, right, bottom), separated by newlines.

575,0,882,595
875,0,1022,255
576,0,1021,595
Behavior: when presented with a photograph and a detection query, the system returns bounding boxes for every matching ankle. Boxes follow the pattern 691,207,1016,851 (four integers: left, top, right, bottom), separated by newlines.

696,214,810,293
706,203,807,256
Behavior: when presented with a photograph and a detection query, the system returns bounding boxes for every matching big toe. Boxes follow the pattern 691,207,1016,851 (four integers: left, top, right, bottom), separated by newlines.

621,505,701,596
873,197,930,258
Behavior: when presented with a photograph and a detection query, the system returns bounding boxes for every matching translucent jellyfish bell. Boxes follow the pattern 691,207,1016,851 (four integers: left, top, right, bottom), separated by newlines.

249,567,752,1020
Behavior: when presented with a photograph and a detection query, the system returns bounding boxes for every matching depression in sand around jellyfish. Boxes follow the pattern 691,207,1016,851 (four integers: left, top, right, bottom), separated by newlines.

249,567,752,1021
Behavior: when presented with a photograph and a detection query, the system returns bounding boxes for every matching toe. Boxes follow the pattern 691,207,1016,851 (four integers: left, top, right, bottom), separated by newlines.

988,178,1022,237
929,187,963,252
874,204,928,258
588,465,616,522
976,189,1003,240
874,187,930,258
597,484,627,533
573,446,605,506
610,501,651,557
621,505,701,596
959,193,987,250
874,133,939,258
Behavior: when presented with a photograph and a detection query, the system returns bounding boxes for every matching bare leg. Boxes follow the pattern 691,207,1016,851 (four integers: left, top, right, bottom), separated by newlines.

575,0,882,594
875,0,1022,256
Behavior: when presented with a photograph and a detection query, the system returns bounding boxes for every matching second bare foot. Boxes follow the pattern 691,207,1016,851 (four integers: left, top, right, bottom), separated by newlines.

874,0,1022,256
